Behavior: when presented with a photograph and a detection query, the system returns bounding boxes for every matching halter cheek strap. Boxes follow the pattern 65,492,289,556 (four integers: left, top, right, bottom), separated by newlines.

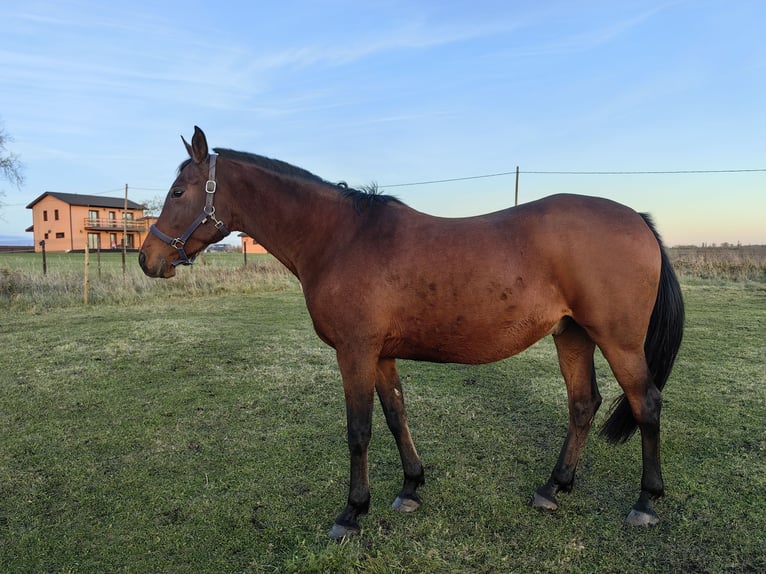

149,154,230,266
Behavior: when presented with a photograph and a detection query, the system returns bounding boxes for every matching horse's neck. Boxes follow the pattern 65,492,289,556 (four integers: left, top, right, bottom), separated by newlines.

230,168,348,279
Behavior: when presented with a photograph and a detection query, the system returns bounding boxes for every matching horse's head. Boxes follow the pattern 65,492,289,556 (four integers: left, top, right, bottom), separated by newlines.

139,126,231,277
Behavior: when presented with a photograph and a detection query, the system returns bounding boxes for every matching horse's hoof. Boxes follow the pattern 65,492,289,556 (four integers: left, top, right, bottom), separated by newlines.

625,508,659,527
392,496,421,513
529,491,559,511
328,522,360,541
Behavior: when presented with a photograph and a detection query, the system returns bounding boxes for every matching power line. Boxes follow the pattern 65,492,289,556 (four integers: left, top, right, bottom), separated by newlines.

3,168,764,205
523,168,766,175
380,168,766,188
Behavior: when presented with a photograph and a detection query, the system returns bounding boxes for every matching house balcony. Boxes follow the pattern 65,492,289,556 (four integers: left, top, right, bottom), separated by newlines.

83,218,147,232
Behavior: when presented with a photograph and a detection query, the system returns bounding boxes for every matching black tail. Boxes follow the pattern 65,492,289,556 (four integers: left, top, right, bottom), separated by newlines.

600,214,685,444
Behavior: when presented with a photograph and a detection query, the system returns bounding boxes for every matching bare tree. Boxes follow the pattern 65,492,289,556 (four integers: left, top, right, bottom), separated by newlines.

140,196,166,217
0,122,24,189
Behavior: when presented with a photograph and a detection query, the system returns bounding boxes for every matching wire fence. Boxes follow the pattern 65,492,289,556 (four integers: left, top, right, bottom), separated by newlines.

380,168,766,188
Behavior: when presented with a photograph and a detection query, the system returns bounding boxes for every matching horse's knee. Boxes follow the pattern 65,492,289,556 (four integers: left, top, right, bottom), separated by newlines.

346,415,372,450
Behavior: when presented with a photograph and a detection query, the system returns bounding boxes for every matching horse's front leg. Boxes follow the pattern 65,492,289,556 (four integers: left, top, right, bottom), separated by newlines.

376,358,425,513
328,351,377,540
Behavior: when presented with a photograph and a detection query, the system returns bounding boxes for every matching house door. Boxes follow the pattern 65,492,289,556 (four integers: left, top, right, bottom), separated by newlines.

87,233,100,250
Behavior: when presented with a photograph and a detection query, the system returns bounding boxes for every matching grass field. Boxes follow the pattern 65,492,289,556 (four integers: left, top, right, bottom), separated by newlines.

1,250,765,572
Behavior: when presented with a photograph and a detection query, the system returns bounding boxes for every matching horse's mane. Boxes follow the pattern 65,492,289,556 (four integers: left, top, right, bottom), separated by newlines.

212,147,402,210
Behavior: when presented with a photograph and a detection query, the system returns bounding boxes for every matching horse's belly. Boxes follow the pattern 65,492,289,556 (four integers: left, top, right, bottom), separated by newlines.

382,314,558,365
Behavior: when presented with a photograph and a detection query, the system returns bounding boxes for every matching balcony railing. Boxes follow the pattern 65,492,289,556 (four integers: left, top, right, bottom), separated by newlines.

83,218,147,232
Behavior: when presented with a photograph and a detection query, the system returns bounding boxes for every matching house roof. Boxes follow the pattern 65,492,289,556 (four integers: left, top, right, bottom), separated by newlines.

26,191,144,210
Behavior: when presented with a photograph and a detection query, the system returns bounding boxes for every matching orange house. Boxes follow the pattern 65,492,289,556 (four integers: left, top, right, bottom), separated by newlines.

26,192,153,253
239,233,268,254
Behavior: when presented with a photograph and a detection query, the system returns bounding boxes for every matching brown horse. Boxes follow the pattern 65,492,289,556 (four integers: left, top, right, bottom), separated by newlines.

139,127,684,539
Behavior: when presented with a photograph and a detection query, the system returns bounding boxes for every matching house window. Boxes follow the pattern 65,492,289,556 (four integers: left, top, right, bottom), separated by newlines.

43,210,48,222
87,233,100,250
109,211,116,227
109,233,118,249
89,210,99,220
54,209,60,221
125,234,135,249
56,232,65,239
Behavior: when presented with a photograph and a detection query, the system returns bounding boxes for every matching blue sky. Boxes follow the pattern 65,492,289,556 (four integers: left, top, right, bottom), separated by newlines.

1,0,764,246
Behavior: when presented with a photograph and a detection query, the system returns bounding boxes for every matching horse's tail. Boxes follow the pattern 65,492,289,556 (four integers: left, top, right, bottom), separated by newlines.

600,214,685,444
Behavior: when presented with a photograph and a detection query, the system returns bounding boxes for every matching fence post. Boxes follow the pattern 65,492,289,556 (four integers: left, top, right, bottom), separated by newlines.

40,240,47,275
515,166,519,206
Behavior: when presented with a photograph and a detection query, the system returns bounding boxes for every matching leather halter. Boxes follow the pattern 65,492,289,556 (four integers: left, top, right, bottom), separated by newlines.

149,154,230,266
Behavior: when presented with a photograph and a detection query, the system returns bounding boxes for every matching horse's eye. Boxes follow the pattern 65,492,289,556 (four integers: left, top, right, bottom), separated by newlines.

171,188,184,198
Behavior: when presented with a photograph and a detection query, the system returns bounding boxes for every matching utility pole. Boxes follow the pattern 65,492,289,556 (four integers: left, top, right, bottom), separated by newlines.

122,183,128,275
84,240,90,305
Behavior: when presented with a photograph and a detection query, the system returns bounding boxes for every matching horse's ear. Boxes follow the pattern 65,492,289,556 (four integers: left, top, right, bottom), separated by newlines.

182,135,193,158
183,126,209,164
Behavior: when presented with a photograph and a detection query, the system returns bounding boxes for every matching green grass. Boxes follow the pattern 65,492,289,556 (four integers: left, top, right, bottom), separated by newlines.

0,264,764,572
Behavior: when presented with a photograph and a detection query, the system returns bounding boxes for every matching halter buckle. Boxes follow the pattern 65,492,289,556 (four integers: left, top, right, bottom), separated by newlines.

206,180,216,193
170,238,185,249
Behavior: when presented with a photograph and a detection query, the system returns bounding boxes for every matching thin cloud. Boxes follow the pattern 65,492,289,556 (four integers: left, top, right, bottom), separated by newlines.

249,19,524,71
502,3,678,58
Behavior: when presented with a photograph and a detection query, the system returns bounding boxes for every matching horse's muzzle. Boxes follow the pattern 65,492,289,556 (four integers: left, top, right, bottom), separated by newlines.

138,250,175,278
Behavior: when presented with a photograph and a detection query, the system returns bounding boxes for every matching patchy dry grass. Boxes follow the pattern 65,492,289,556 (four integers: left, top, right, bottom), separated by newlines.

0,252,296,310
668,245,766,283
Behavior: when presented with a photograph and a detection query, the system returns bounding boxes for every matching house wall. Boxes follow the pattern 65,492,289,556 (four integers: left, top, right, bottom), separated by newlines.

31,198,147,253
241,235,268,254
31,196,74,252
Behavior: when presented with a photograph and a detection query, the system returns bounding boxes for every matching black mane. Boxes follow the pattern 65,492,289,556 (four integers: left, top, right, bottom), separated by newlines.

214,148,328,185
212,147,402,210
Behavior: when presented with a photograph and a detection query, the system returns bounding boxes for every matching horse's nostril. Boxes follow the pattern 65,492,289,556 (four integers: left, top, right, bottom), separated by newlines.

138,251,146,269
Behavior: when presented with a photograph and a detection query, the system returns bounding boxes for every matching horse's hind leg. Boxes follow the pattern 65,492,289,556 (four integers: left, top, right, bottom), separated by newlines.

601,347,664,526
531,321,601,511
376,358,425,513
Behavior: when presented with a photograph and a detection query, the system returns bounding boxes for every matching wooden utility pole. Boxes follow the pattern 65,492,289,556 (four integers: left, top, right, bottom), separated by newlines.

84,240,90,305
96,235,102,280
122,183,128,275
514,166,520,206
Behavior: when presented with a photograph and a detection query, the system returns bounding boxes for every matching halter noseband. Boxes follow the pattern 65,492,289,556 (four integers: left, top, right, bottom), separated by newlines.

149,154,230,266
